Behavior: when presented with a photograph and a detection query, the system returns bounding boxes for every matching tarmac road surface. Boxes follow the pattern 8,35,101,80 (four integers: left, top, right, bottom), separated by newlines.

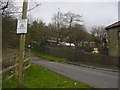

31,59,118,88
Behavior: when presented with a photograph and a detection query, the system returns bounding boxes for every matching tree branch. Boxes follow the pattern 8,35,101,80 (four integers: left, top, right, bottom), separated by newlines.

1,0,41,15
27,3,41,12
0,1,9,10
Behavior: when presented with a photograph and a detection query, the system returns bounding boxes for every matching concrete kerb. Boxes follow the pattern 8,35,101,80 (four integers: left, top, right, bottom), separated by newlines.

66,62,119,72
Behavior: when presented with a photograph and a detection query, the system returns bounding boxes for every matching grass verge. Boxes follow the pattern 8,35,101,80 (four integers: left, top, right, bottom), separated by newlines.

32,50,66,62
3,63,94,89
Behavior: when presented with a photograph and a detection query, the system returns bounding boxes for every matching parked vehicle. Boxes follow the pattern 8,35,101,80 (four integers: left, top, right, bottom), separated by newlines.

91,48,100,54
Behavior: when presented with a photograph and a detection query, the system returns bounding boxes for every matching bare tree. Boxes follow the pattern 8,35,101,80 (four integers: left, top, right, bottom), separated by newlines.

27,20,46,45
51,9,65,43
46,23,59,37
0,0,16,15
90,26,107,47
0,0,41,16
63,11,82,28
52,9,65,30
90,26,106,39
51,11,83,43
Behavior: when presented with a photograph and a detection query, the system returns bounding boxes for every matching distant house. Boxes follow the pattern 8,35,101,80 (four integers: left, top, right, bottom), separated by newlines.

59,42,75,47
79,41,95,47
105,21,120,57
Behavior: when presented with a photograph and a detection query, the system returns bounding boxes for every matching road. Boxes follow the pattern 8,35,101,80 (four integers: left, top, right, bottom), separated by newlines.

31,58,118,88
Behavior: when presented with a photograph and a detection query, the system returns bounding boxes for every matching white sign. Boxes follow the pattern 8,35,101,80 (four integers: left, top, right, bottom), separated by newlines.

17,19,27,33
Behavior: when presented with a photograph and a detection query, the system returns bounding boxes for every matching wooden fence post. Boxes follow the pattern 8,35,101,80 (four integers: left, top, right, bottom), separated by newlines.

28,48,31,65
15,54,18,78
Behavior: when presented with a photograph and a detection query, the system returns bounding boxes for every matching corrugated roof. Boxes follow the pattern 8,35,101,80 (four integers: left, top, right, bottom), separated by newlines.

105,21,120,30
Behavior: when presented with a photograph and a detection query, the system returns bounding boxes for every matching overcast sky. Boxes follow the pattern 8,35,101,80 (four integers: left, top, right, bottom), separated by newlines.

16,0,119,31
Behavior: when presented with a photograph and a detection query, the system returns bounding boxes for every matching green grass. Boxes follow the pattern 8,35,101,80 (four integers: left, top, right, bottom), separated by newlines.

32,50,66,62
3,63,93,89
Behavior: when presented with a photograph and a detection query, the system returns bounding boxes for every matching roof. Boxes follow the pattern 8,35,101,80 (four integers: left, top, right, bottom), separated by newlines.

105,21,120,30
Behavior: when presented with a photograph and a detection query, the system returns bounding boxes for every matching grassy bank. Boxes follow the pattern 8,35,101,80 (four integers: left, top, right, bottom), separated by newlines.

32,50,66,62
3,63,93,88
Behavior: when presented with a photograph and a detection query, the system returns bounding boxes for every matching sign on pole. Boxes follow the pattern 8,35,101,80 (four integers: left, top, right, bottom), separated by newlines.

17,19,27,33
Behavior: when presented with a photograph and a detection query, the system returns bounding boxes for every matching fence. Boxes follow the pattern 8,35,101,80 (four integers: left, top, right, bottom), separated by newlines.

2,54,31,82
44,46,119,66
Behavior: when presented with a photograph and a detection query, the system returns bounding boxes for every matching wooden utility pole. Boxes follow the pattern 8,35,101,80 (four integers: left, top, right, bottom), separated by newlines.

18,0,28,88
